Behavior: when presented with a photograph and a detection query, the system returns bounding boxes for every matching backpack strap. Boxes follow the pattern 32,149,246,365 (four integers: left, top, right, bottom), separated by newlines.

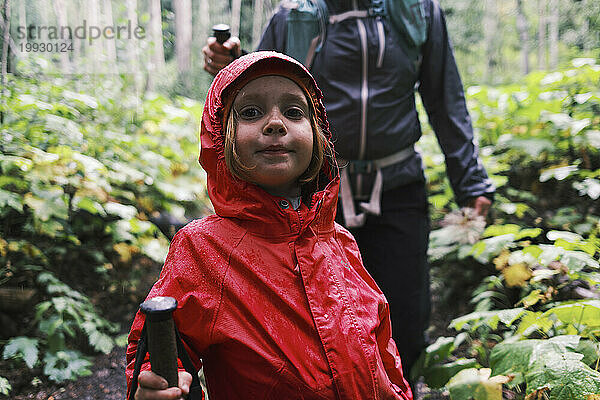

285,0,328,68
129,322,204,400
174,328,204,399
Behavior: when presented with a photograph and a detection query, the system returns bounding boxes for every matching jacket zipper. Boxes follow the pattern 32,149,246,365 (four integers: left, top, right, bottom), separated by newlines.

376,17,385,68
354,0,368,197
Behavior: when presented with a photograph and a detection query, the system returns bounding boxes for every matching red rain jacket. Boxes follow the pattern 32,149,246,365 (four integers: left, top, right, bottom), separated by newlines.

125,52,413,400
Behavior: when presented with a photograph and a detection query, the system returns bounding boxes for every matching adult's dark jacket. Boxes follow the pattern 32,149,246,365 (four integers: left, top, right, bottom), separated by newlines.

257,0,494,204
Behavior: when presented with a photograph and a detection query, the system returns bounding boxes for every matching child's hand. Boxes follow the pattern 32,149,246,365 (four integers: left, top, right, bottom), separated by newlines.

135,370,193,400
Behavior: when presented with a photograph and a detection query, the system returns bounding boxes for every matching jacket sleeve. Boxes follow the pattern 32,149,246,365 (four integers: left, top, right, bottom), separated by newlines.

125,227,222,399
418,0,495,206
336,225,413,400
376,302,414,400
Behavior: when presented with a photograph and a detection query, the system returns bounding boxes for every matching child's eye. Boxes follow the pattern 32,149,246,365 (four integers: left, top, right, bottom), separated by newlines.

284,107,304,119
239,107,261,119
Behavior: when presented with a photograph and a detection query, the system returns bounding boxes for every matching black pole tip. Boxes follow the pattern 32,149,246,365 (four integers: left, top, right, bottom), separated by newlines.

140,296,177,321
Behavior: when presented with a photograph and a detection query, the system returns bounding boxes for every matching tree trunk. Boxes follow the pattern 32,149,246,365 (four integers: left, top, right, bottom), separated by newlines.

103,0,117,65
71,0,82,61
198,0,210,41
87,0,102,73
0,4,17,59
18,0,26,47
482,0,498,82
231,0,242,38
252,0,264,48
52,0,72,72
515,0,530,75
1,0,10,125
537,0,547,70
174,0,192,72
548,0,559,69
126,0,139,74
149,0,165,69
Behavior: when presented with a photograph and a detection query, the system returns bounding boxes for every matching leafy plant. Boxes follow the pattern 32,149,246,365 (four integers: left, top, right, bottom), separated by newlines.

416,60,600,399
0,376,10,396
1,60,211,384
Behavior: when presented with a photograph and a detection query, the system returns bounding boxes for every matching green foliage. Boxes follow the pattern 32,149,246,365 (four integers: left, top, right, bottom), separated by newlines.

2,337,39,369
34,272,119,354
0,376,11,396
446,368,507,400
417,60,600,399
0,61,211,383
42,350,92,383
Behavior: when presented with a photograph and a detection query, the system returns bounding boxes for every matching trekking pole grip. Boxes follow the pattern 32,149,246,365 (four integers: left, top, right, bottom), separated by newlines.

212,24,231,45
140,296,179,388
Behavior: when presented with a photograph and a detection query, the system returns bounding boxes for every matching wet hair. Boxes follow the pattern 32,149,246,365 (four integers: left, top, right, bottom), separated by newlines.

223,84,333,188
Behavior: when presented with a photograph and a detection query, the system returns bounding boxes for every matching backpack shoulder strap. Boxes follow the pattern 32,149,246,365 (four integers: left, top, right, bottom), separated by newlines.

285,0,328,68
384,0,428,52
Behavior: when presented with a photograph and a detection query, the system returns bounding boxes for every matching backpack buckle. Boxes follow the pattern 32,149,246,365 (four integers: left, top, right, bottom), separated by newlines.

348,160,375,174
369,0,385,16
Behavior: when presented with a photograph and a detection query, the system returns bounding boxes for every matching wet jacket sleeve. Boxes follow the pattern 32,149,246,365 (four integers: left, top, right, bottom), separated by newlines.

339,228,413,399
125,230,221,399
418,0,495,206
377,302,413,399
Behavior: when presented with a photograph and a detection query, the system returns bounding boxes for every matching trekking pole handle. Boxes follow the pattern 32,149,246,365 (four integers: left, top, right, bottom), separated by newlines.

140,296,179,388
212,24,231,45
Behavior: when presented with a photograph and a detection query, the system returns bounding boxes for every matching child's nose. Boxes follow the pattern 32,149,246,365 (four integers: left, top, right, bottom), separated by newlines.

263,110,286,135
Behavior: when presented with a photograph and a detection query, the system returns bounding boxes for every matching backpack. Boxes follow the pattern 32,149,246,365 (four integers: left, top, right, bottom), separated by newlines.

285,0,428,68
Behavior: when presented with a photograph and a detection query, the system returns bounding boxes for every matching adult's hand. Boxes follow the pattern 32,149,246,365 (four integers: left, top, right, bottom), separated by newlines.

202,36,241,75
467,196,492,218
135,370,193,400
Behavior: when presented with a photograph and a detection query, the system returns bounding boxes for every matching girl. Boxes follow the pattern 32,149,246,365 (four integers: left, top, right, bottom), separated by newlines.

125,51,413,400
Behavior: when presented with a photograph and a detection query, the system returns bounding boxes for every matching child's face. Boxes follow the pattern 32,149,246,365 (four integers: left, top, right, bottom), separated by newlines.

232,75,314,198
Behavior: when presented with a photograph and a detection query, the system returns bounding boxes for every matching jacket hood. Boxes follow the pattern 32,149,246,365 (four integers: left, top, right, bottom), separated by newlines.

199,51,339,235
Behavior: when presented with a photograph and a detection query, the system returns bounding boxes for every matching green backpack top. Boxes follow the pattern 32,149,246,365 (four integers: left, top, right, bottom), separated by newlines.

285,0,428,67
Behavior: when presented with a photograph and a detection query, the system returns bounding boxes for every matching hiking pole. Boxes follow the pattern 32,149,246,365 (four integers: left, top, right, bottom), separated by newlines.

140,296,179,388
212,24,231,45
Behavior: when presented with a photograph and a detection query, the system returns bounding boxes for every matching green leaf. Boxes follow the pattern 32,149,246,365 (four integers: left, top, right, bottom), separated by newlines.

482,224,520,238
525,353,600,400
471,234,516,263
423,358,481,389
490,335,581,388
540,165,579,182
2,336,39,369
516,311,554,336
573,178,600,200
576,340,600,367
515,228,543,240
0,189,24,212
542,300,600,330
87,329,115,354
561,250,599,271
547,230,584,243
115,333,129,347
446,368,508,400
0,376,11,395
43,350,92,382
450,308,527,332
104,202,137,220
75,196,106,216
141,238,169,263
503,138,554,158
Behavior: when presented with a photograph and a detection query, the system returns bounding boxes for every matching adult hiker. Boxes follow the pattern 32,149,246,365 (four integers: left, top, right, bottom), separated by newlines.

202,0,495,379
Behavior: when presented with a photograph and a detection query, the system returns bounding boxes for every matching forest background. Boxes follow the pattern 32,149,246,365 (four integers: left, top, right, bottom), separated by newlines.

0,0,599,399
